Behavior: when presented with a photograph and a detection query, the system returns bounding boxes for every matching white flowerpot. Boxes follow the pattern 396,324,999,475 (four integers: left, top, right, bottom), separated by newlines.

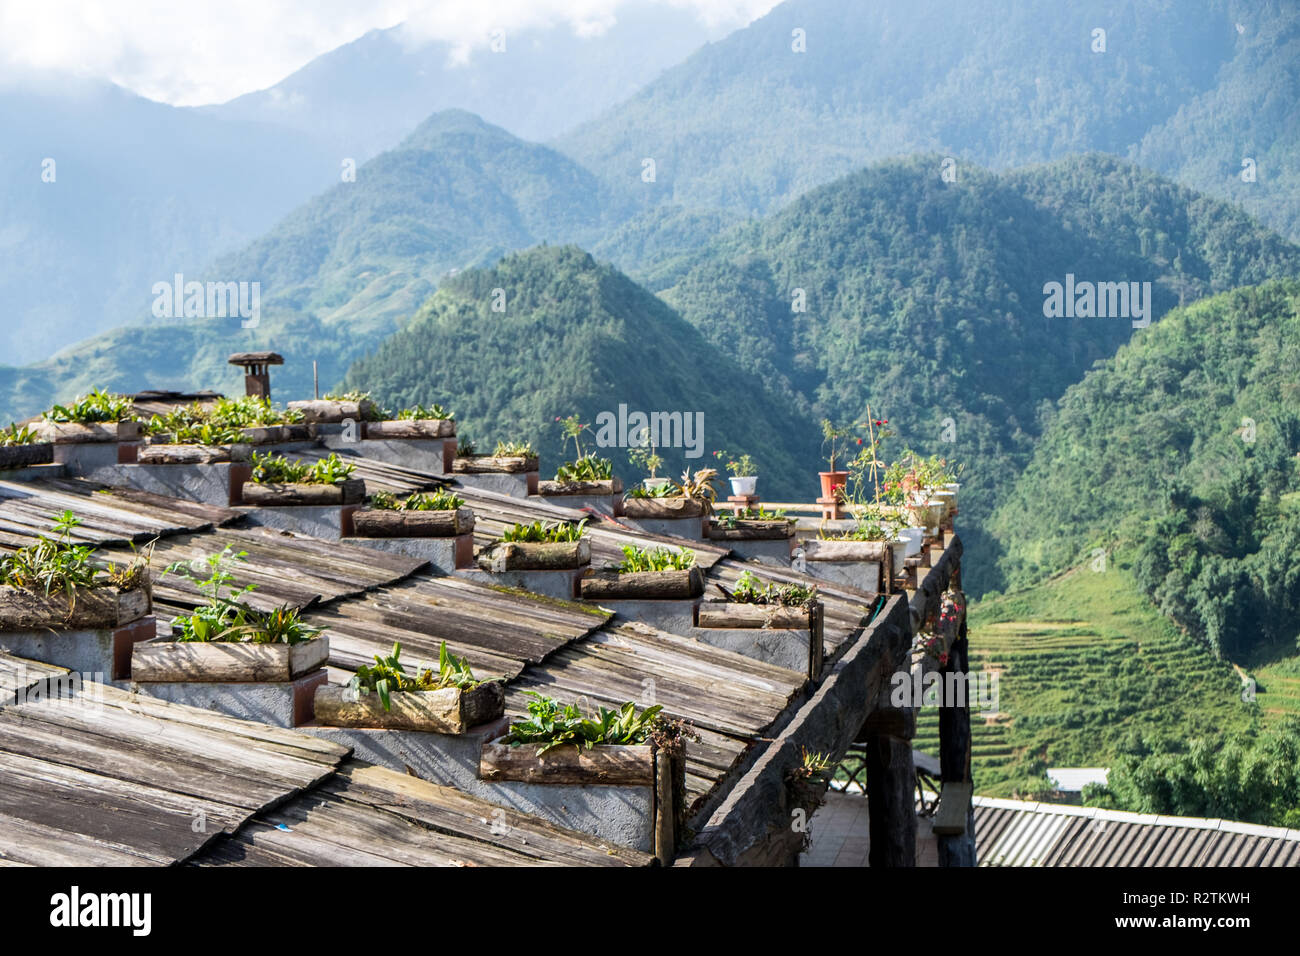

889,539,907,572
729,476,758,497
944,483,960,493
899,528,924,558
643,477,671,492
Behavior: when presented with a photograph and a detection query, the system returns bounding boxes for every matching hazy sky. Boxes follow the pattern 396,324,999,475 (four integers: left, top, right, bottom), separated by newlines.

0,0,778,106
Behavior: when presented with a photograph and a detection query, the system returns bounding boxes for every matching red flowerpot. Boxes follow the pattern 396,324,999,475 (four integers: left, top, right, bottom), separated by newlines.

818,471,848,499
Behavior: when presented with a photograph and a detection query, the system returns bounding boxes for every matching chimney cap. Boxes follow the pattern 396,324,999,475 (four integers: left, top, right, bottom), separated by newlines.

228,351,284,367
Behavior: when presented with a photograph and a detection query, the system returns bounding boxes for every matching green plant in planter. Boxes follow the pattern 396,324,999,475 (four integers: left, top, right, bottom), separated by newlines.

626,482,676,499
716,506,788,529
0,511,103,599
250,451,355,484
165,547,320,645
820,419,860,472
209,395,304,427
394,403,454,420
501,518,588,543
789,746,833,782
493,439,537,458
555,453,614,482
724,570,818,607
349,640,490,712
627,426,663,479
169,421,249,446
671,467,718,504
714,450,758,477
0,424,41,446
369,489,463,511
456,439,476,457
44,389,136,424
507,692,665,754
615,545,695,572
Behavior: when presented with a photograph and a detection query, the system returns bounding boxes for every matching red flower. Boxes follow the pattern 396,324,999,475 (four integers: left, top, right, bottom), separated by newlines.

856,438,863,445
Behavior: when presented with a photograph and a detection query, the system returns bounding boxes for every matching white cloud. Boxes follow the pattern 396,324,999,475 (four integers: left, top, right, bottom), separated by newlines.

0,0,778,106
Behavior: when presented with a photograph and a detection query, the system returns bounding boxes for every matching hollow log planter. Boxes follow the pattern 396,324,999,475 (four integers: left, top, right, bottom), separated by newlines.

129,637,330,727
479,738,685,862
693,600,825,680
138,442,252,464
241,478,367,540
452,455,539,498
348,506,476,571
319,418,457,472
472,538,592,600
34,420,144,476
797,538,890,594
620,496,708,540
579,566,705,634
0,442,54,471
706,517,796,566
0,584,154,681
314,680,504,734
286,398,377,424
536,477,624,516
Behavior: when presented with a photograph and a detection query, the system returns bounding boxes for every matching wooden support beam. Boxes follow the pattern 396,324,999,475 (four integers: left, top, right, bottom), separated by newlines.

932,780,971,835
865,733,916,867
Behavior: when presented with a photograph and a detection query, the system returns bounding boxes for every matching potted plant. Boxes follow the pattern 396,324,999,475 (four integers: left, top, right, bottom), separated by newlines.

542,414,621,496
314,640,504,733
628,427,667,492
579,545,703,600
453,439,539,474
621,467,717,519
0,511,151,631
480,519,591,571
365,402,457,440
708,506,795,541
351,489,473,537
36,389,143,444
700,570,818,629
139,419,252,464
786,746,834,817
241,451,365,505
479,693,666,785
130,546,328,681
819,419,856,500
714,450,758,497
0,423,53,470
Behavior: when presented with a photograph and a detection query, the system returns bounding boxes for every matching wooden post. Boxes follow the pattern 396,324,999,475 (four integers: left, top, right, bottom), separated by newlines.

313,361,319,400
936,593,976,867
807,602,824,682
653,747,685,866
865,732,916,866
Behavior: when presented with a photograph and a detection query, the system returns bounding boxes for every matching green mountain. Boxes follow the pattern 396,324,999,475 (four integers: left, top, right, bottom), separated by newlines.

988,279,1300,662
558,0,1300,241
0,111,604,421
342,245,817,498
655,155,1300,591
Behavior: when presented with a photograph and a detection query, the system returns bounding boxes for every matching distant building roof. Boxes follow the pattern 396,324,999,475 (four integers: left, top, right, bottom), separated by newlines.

1047,767,1109,791
975,797,1300,867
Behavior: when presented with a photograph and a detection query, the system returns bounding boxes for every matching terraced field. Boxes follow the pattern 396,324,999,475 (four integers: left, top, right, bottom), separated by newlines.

914,565,1257,797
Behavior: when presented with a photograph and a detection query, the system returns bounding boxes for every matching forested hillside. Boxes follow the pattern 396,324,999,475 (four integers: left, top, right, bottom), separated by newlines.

989,280,1300,663
559,0,1300,242
658,155,1300,591
343,245,818,496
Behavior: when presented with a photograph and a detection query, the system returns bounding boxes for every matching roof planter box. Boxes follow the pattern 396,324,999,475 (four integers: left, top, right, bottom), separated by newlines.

622,497,706,520
696,601,812,630
287,398,377,424
482,538,591,572
365,419,456,440
137,443,253,465
0,584,150,631
351,506,475,538
538,478,623,497
242,478,366,506
34,421,144,444
314,681,504,734
453,455,538,474
579,567,705,601
131,636,330,683
706,518,795,541
0,443,54,470
480,738,655,787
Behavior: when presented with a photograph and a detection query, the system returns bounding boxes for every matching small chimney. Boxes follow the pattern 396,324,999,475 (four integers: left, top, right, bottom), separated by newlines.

227,351,284,400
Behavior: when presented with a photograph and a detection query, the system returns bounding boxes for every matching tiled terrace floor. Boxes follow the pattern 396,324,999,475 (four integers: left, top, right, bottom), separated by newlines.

802,791,941,866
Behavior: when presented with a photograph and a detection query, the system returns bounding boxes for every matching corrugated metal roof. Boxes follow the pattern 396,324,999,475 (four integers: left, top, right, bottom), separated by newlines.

975,797,1300,867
